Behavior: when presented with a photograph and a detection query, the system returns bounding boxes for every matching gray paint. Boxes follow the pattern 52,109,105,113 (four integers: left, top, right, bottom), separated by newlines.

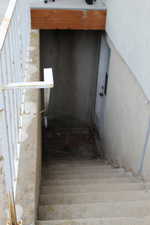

40,30,101,127
106,0,150,100
103,40,150,174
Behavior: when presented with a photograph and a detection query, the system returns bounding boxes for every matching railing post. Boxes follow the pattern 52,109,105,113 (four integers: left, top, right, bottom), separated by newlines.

7,192,18,225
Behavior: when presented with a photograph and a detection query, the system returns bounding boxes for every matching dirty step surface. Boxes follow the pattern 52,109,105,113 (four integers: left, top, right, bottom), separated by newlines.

37,217,150,225
38,128,150,225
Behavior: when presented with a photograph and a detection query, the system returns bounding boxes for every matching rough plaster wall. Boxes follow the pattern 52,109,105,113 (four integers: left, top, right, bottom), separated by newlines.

106,0,150,100
16,30,42,225
40,30,100,127
103,42,150,174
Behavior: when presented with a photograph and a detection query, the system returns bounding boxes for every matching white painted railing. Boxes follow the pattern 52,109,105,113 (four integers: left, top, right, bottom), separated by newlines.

0,2,54,223
0,0,30,203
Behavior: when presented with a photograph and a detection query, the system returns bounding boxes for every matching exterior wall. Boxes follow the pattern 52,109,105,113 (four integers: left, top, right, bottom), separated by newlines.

103,41,150,175
40,30,100,127
16,30,42,225
106,0,150,100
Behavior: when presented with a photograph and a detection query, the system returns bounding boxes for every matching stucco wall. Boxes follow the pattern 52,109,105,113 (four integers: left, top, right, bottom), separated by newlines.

103,40,150,175
16,30,42,225
106,0,150,100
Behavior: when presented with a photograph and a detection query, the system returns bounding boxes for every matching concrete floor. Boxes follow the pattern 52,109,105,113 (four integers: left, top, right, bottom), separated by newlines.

0,0,10,24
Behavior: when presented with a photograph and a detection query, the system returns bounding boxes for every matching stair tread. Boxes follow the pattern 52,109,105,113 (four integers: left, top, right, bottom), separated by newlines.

39,152,150,224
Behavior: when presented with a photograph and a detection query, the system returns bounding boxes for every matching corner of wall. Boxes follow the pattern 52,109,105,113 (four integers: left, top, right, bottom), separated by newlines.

16,29,42,225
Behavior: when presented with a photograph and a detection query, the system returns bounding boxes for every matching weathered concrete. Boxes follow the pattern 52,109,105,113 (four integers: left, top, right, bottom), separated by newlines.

40,30,101,127
37,217,150,225
39,201,150,220
103,39,150,175
16,30,42,225
38,157,150,224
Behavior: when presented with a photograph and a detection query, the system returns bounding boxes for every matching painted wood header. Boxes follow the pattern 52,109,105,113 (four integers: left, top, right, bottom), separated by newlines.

31,9,106,30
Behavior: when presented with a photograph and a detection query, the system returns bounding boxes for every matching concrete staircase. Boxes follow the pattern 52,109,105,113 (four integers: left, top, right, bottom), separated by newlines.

37,128,150,225
37,159,150,225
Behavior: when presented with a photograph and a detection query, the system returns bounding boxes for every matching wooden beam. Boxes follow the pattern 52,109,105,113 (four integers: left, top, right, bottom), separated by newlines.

31,9,106,30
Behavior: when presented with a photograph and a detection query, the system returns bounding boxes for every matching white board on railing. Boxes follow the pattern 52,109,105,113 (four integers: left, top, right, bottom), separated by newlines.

0,68,54,90
43,68,54,128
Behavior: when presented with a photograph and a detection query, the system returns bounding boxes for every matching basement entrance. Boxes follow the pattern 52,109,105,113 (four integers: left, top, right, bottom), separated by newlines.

40,30,103,161
37,30,150,225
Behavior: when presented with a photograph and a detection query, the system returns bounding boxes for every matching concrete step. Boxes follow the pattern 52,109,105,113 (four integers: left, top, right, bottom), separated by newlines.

38,201,150,220
41,182,149,194
42,165,113,172
43,160,107,166
42,168,124,177
37,217,150,225
42,167,124,175
39,190,150,205
42,171,132,180
41,177,138,186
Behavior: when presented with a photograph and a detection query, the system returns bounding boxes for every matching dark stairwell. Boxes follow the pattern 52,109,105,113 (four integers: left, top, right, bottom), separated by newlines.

37,30,150,225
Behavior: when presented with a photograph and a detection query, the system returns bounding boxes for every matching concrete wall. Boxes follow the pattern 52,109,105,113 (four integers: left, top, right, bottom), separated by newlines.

40,30,100,127
103,40,150,175
106,0,150,100
16,30,42,225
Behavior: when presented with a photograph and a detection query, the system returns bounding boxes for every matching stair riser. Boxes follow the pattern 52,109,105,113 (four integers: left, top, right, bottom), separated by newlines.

41,183,146,194
43,162,107,167
42,168,123,174
42,166,112,171
38,201,150,220
40,191,150,205
37,217,150,225
42,177,137,185
42,169,125,176
42,173,132,181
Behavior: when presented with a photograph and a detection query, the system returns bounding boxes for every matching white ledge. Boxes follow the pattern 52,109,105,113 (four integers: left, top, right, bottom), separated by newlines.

0,68,54,90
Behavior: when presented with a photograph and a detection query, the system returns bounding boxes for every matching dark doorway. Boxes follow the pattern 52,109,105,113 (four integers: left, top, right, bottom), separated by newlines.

40,30,101,128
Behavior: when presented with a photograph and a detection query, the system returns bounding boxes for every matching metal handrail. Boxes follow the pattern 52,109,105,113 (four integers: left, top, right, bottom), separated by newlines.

0,0,30,224
0,0,17,52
